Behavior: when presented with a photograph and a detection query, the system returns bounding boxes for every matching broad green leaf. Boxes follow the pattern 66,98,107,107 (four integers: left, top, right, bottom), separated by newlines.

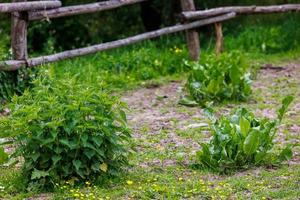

31,169,49,180
254,152,267,164
243,130,260,156
100,163,108,172
239,116,250,137
207,79,220,95
229,65,240,84
203,107,216,123
277,96,294,122
178,96,198,107
0,147,8,164
278,146,293,162
119,109,127,123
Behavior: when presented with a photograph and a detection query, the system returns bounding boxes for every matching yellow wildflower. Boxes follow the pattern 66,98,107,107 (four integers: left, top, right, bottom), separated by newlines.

126,180,134,185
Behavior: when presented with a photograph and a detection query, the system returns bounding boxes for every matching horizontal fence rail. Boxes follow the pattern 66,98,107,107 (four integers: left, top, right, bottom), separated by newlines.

0,13,236,71
0,1,61,13
0,0,299,72
182,4,300,20
29,0,147,21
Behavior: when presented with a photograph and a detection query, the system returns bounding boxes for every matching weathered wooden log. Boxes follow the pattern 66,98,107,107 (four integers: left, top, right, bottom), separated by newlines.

182,4,300,20
215,22,223,55
11,0,28,60
29,0,147,21
0,1,61,13
180,0,200,61
0,12,236,71
9,0,28,83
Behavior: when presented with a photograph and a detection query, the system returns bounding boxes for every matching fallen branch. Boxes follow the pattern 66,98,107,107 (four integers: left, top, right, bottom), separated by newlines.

29,0,147,21
0,1,61,13
182,4,300,20
0,12,236,71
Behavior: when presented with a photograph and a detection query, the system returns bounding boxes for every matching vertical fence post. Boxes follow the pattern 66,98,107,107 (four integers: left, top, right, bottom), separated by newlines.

11,0,28,61
180,0,200,61
215,22,223,55
10,0,28,83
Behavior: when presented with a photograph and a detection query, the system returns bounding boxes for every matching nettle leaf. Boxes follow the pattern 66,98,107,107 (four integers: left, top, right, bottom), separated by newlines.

277,96,294,122
0,74,132,187
84,149,96,159
31,152,40,162
100,163,108,172
31,169,49,180
51,155,62,165
73,160,82,171
0,147,8,164
243,130,260,156
239,116,250,137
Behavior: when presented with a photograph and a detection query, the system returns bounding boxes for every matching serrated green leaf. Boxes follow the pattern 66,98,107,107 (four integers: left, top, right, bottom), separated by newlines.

72,160,82,171
31,169,49,180
84,149,96,159
31,152,40,162
51,155,62,165
100,163,108,172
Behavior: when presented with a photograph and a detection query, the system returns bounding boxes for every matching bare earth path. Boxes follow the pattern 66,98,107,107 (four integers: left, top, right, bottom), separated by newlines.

122,62,300,167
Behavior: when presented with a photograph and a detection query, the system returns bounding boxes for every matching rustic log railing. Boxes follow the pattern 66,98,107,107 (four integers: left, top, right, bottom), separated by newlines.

28,0,147,21
0,12,236,71
182,4,300,20
182,4,300,55
0,1,299,71
0,1,61,13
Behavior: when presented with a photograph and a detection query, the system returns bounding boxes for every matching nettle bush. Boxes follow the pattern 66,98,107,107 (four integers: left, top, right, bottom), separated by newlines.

0,73,131,188
182,52,252,106
196,96,294,174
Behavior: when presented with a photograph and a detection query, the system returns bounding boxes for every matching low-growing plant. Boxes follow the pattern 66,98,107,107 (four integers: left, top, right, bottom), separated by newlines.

181,52,252,106
0,72,131,189
196,96,294,174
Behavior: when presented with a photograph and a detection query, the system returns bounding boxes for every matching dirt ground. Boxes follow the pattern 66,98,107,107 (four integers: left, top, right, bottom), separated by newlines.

122,63,300,166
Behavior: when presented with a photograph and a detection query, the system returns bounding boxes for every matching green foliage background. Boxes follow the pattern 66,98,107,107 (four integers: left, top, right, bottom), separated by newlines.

1,0,299,52
0,0,299,101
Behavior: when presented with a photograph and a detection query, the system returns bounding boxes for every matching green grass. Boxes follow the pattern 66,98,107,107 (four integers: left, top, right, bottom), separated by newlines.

1,19,300,199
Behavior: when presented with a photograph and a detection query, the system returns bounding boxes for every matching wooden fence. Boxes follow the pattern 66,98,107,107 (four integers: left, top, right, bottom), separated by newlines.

0,0,299,71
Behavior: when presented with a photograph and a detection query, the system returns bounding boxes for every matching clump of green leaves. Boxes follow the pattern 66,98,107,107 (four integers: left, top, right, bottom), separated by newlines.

181,52,252,106
0,72,131,189
196,96,294,174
